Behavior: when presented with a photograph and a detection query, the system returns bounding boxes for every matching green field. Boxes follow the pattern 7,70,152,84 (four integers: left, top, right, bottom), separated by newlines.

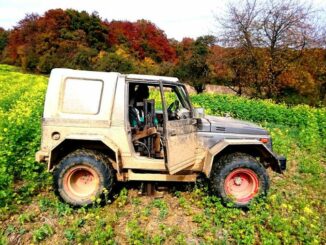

0,64,325,244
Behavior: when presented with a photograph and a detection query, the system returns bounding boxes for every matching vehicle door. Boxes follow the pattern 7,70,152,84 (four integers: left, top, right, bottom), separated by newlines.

160,83,197,174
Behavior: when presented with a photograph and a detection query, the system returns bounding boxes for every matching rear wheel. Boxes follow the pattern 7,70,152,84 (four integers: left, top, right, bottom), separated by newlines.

210,153,269,208
54,149,114,206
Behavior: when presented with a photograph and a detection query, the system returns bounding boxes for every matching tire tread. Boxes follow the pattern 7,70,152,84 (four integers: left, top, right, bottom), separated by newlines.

210,152,269,208
53,149,114,206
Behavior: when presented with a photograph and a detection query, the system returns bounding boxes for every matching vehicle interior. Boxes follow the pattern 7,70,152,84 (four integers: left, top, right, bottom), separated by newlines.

128,81,192,160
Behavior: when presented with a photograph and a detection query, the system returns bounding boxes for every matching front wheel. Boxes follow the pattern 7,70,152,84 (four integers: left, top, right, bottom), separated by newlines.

210,153,269,208
53,149,114,206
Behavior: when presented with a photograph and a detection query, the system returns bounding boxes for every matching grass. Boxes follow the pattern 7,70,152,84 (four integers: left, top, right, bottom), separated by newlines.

0,64,325,244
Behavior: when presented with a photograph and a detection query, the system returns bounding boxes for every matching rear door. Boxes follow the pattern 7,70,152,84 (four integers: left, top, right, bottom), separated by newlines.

160,83,197,174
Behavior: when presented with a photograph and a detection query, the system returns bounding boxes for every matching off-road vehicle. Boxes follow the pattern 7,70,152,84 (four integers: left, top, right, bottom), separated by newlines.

36,69,286,207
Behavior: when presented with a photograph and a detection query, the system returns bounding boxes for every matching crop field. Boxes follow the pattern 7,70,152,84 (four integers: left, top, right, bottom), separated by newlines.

0,64,325,244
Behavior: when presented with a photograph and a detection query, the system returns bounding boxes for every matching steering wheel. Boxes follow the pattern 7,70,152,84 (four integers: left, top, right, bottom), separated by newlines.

167,100,180,119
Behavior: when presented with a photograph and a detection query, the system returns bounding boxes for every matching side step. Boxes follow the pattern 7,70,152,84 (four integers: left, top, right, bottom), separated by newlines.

127,170,198,182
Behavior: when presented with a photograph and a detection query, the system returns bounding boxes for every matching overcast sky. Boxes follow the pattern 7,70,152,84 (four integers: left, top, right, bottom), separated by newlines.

0,0,325,40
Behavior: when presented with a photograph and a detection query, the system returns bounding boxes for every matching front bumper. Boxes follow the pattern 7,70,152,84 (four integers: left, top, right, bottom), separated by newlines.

35,150,49,163
277,155,287,171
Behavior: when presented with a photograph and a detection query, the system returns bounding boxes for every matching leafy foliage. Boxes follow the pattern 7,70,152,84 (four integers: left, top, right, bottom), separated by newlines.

32,224,54,243
0,5,325,104
1,9,176,77
0,65,49,207
107,20,176,62
0,28,8,55
174,36,215,93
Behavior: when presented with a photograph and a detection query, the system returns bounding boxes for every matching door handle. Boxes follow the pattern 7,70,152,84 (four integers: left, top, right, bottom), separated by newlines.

170,130,176,136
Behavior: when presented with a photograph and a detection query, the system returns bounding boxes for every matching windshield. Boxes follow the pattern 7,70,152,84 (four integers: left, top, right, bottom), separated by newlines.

175,85,192,111
128,80,193,120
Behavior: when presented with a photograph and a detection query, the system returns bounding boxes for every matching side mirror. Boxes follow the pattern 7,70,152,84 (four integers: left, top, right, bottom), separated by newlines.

193,107,205,118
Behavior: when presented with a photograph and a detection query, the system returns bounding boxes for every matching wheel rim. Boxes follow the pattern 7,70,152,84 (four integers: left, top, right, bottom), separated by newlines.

224,168,259,203
63,165,100,198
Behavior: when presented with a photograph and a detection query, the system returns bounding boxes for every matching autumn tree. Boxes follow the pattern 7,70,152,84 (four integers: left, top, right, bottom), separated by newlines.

0,28,8,56
93,49,135,73
299,48,326,105
6,13,40,70
175,36,215,93
107,20,176,62
216,0,318,99
66,10,108,50
4,9,109,73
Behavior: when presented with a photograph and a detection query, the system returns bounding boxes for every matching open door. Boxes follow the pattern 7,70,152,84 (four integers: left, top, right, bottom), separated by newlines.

165,119,197,174
159,82,197,174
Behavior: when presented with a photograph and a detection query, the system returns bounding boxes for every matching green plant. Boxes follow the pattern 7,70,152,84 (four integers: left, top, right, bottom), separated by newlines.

38,197,54,212
0,231,8,245
18,212,35,224
55,201,73,217
151,199,169,220
151,234,165,244
88,222,115,244
0,65,48,207
175,233,187,245
32,224,54,243
64,229,76,241
116,188,128,207
126,219,146,244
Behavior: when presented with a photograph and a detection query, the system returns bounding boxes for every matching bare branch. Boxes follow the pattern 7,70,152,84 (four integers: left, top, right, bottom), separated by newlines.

214,0,320,98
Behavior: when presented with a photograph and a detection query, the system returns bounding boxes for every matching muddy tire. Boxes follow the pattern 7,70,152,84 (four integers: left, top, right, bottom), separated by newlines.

53,149,114,206
210,153,269,208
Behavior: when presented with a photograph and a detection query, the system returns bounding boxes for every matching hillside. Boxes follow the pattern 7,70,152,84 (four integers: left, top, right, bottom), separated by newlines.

0,64,325,244
0,8,325,105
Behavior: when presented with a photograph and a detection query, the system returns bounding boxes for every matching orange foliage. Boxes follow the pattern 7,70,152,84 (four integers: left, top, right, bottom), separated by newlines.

107,20,176,62
0,8,324,104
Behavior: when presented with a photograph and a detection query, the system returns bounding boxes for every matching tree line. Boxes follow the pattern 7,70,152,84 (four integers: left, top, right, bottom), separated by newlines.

0,0,325,105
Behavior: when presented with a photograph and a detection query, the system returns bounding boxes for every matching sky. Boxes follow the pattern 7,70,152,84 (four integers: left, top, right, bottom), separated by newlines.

0,0,325,41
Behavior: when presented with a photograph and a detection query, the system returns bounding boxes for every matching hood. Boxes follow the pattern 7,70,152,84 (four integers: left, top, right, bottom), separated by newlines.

198,115,268,135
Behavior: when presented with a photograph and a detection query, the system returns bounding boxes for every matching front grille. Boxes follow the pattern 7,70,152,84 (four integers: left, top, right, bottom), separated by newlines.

215,126,226,132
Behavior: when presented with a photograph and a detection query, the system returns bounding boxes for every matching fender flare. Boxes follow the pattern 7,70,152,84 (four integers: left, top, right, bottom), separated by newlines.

49,134,120,173
203,139,281,177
